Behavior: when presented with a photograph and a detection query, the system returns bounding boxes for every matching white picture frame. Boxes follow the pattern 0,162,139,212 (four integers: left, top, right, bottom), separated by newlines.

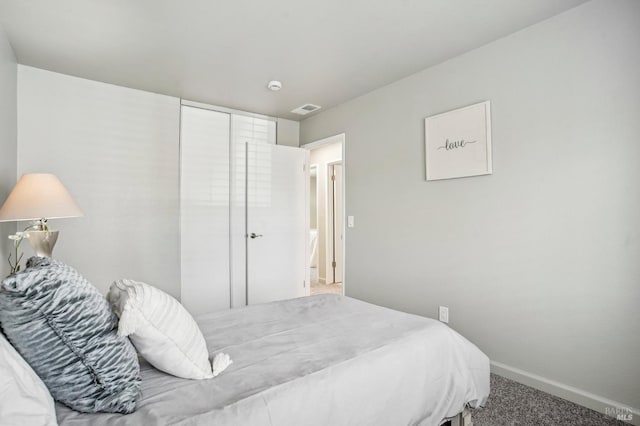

425,101,492,181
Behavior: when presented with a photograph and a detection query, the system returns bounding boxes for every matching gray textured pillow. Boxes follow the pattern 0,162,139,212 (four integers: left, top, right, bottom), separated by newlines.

0,257,141,414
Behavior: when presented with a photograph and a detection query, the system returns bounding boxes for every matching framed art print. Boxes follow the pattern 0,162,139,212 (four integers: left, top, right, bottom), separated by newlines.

425,101,492,181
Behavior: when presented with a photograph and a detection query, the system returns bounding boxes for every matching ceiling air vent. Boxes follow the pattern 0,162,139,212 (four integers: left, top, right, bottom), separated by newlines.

291,104,322,115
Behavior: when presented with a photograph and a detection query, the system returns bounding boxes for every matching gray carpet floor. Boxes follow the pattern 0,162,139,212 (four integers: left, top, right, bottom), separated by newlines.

309,266,343,295
471,374,630,426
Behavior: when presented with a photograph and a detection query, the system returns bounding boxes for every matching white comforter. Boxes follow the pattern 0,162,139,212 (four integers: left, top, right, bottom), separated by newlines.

57,294,489,426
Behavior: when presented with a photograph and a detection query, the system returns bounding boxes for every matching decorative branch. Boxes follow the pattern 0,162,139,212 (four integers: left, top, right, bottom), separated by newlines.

5,220,49,276
7,231,28,275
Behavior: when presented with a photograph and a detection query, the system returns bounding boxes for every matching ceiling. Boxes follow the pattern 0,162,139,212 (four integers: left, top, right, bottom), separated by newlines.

0,0,588,121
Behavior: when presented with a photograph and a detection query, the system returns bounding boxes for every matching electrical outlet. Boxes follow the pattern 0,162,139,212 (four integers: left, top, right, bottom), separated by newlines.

439,306,449,323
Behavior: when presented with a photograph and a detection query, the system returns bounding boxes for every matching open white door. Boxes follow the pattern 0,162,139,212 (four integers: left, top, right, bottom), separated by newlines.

246,142,308,305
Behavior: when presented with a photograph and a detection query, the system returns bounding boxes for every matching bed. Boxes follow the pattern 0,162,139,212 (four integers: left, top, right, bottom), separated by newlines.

55,294,489,426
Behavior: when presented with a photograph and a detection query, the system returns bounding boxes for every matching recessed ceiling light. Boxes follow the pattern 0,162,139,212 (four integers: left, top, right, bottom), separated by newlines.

267,80,282,91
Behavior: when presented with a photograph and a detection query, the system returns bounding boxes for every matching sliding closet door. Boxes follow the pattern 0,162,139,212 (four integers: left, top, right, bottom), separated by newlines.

180,106,231,315
229,115,277,307
246,142,308,305
181,108,307,311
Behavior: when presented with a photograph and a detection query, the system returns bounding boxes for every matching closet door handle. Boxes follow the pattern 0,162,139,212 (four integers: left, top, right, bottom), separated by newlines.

249,233,263,239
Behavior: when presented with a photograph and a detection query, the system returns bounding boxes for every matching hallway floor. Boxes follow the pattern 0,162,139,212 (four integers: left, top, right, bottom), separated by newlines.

309,267,343,296
311,281,343,295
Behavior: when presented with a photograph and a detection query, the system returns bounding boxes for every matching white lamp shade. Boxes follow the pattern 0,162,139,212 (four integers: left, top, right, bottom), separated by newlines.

0,173,83,222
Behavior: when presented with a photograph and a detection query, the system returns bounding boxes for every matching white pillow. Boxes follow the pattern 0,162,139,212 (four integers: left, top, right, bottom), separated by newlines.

107,279,213,380
0,332,58,426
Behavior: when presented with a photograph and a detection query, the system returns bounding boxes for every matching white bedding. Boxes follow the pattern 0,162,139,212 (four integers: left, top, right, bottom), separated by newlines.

56,294,489,426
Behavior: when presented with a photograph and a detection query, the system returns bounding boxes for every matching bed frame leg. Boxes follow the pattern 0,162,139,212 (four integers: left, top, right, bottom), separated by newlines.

448,408,472,426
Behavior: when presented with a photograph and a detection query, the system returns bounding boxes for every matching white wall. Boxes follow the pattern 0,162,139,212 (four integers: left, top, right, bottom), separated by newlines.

309,141,342,284
17,66,181,297
0,24,16,279
276,118,300,147
301,0,640,417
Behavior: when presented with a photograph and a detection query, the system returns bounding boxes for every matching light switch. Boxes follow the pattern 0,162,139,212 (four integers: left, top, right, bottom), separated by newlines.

347,216,355,228
439,306,449,323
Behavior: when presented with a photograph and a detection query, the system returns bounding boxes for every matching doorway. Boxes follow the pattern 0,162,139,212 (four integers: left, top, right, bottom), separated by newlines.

305,134,345,296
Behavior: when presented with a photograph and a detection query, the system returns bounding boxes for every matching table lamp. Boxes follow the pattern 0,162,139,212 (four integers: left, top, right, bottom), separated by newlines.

0,173,83,257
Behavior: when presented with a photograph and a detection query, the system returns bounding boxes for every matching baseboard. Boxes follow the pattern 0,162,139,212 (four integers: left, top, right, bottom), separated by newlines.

318,277,326,284
491,361,639,426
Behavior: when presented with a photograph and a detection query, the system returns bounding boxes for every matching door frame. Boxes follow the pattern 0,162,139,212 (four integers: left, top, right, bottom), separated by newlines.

303,133,346,295
326,160,343,284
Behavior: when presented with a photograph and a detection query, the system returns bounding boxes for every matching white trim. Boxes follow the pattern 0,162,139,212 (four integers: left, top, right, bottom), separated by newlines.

302,133,346,296
178,102,184,304
302,133,345,150
181,99,277,122
325,159,343,285
302,149,311,297
491,361,640,426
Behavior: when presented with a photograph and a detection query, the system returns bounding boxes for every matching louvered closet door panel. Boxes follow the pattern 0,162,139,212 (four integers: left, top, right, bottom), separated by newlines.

180,106,231,315
229,115,276,307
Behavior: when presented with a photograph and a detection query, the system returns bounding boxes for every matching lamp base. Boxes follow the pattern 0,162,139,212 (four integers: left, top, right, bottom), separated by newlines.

26,230,59,257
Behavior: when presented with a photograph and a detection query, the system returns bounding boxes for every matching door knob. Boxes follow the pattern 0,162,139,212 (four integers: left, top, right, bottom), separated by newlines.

249,233,263,239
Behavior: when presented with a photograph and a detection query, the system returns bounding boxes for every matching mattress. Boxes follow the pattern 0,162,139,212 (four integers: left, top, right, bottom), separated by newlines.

56,294,489,426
